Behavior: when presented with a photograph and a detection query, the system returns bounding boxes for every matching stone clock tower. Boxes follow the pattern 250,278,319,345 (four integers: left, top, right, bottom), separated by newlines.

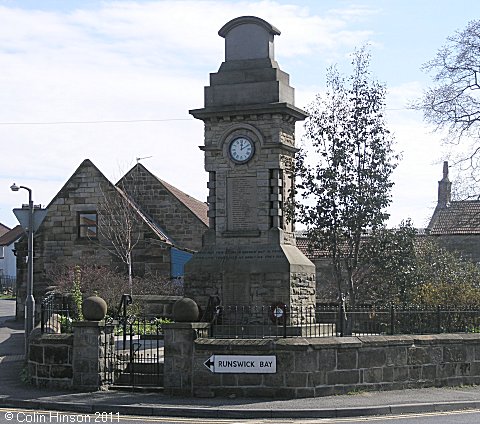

185,16,315,310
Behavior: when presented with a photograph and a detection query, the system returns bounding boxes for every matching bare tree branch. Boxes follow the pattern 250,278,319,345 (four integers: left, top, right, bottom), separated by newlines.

414,20,480,184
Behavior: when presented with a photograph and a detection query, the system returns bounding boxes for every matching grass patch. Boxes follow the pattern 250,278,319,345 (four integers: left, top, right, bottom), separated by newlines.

0,294,15,300
346,388,367,396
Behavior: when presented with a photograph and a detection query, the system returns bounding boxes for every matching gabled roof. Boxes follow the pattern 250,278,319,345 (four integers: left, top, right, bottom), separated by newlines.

45,159,173,245
0,225,24,246
0,223,10,238
122,164,209,227
115,187,173,245
157,178,208,227
45,159,110,209
428,201,480,235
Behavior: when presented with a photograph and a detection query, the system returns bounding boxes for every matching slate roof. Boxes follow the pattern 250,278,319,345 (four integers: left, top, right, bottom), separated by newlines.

428,201,480,235
0,225,24,246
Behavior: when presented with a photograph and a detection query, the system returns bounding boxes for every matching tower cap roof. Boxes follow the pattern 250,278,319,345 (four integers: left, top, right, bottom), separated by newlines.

219,16,280,38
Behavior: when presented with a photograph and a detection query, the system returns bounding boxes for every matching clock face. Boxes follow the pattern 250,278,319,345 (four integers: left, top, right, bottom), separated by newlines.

229,137,254,163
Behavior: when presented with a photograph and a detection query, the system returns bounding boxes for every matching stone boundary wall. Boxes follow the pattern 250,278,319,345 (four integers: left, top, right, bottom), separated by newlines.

181,333,480,398
28,321,112,391
29,334,73,389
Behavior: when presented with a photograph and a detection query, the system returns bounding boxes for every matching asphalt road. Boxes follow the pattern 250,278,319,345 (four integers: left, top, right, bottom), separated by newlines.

0,298,15,325
2,408,480,424
0,299,23,358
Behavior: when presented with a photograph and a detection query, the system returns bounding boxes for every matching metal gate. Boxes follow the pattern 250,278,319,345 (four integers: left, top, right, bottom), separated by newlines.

103,316,164,388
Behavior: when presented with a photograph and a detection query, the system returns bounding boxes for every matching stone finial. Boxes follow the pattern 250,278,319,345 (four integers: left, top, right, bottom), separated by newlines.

82,296,107,321
218,16,280,61
173,297,200,322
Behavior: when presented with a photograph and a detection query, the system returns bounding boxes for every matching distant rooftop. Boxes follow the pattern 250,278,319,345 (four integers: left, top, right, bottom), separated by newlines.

0,225,23,246
0,223,10,238
428,201,480,235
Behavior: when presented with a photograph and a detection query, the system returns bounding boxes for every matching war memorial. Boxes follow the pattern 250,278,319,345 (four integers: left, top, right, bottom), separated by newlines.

26,16,480,400
184,16,316,314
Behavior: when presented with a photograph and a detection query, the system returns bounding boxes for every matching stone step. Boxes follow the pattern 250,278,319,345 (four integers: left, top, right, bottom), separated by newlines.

115,372,163,387
110,384,164,392
113,360,164,387
124,362,164,374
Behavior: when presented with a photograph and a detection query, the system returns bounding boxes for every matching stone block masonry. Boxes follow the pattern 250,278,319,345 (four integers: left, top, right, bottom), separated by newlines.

29,334,74,389
164,324,480,398
186,16,316,313
28,320,113,391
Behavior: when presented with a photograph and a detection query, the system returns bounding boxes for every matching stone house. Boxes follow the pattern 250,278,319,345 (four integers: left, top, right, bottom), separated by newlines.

427,161,480,263
15,159,208,320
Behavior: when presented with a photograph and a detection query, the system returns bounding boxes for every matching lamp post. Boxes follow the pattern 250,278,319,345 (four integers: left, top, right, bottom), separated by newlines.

10,183,34,352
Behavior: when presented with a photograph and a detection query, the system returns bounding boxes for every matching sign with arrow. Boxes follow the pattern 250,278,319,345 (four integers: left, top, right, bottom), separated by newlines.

203,355,276,374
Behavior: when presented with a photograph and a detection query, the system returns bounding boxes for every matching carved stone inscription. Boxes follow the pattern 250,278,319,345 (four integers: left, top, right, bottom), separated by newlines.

227,176,257,231
195,247,286,262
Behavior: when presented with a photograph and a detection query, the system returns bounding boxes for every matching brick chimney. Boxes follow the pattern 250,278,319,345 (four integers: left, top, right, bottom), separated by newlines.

437,161,451,208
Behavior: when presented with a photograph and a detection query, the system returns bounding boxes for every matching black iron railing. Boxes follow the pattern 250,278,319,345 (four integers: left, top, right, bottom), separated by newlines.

203,304,480,339
116,293,133,350
102,316,164,387
40,292,75,333
0,276,16,296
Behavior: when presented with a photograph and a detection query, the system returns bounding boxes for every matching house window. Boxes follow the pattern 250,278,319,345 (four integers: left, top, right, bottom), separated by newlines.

78,212,98,239
0,246,4,259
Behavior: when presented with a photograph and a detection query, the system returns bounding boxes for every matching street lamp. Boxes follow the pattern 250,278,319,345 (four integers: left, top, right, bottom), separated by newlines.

10,183,34,353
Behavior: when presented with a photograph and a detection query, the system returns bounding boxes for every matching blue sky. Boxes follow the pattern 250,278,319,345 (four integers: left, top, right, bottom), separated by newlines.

0,0,478,229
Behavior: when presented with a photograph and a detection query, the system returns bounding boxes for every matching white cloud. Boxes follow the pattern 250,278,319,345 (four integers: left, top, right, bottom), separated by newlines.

0,0,433,230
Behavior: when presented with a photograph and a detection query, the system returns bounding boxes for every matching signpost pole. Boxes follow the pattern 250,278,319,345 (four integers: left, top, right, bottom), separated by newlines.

11,184,48,358
25,191,35,346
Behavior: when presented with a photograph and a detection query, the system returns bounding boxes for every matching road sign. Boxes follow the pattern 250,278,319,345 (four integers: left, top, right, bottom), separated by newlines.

203,355,276,373
13,208,48,233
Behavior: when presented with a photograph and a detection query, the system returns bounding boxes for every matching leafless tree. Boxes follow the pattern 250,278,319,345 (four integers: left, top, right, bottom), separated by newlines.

415,20,480,191
96,176,144,294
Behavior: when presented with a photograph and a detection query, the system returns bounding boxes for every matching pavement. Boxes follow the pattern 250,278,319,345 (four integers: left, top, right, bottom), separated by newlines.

2,298,480,420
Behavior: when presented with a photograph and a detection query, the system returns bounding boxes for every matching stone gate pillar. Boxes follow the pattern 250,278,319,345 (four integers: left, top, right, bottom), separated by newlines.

72,321,112,390
163,322,211,396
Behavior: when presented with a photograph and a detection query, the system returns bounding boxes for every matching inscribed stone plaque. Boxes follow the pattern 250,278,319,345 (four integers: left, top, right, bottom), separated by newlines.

227,176,257,231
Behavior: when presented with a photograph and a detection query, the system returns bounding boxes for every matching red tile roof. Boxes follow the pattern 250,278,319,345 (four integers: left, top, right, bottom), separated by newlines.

296,233,330,259
428,201,480,235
